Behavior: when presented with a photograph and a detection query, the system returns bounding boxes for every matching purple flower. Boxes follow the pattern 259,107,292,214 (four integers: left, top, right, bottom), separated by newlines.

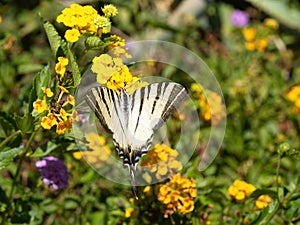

230,10,249,27
36,156,69,190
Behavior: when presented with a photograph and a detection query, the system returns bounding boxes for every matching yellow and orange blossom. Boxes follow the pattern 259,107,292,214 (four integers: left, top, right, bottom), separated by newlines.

158,174,196,216
228,179,256,201
33,99,48,113
255,195,272,209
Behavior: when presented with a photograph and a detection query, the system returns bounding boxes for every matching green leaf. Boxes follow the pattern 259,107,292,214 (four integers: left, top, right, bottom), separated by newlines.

67,46,81,87
0,187,9,207
246,0,300,31
250,189,278,200
92,211,106,225
0,112,17,137
15,113,34,134
32,141,58,157
42,19,62,58
0,147,22,170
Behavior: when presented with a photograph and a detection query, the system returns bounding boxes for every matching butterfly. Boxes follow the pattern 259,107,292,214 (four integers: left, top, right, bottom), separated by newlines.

85,82,187,199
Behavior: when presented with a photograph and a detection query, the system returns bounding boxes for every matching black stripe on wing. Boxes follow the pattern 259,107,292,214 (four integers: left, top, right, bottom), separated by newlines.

160,83,187,123
148,82,187,130
85,86,116,134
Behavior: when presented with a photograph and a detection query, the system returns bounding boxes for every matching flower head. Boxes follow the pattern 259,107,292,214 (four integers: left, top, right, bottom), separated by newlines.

106,65,139,92
55,57,69,75
141,144,182,181
80,132,112,168
33,99,48,113
42,87,54,97
256,38,268,52
287,86,300,114
228,180,256,201
94,15,111,33
36,156,69,190
256,195,272,209
191,84,225,125
41,113,57,130
158,174,196,216
263,18,279,30
125,208,134,218
230,10,249,27
102,4,118,17
64,28,81,43
243,28,257,42
91,54,123,84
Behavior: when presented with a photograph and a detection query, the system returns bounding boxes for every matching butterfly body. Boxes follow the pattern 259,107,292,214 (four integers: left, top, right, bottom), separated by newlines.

86,82,187,198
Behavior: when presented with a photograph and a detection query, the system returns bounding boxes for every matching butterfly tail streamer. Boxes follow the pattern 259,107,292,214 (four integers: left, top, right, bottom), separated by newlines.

129,163,138,200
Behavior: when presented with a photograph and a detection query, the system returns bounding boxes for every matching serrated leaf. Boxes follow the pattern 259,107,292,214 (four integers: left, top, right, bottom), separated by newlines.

67,46,81,87
0,147,22,170
246,0,300,31
42,19,62,57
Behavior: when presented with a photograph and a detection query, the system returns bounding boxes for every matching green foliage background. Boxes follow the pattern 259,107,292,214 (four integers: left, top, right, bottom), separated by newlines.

1,0,300,224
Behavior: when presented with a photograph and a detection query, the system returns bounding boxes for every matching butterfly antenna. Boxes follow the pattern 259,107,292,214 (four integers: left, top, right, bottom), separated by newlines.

129,163,139,200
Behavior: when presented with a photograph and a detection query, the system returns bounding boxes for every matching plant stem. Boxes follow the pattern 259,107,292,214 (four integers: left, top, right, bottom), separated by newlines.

263,155,300,225
0,130,22,149
7,127,40,207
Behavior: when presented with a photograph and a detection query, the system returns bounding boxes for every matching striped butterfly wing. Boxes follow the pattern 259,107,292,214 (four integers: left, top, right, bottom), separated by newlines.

128,82,187,157
85,82,187,199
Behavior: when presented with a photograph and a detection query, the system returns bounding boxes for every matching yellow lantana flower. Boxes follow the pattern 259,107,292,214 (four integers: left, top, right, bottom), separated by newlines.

33,99,48,113
125,208,134,218
91,54,123,84
41,87,53,97
245,42,256,51
228,180,256,201
243,28,257,42
256,38,268,52
81,132,112,168
41,113,57,130
263,18,279,30
55,57,69,75
255,195,272,209
158,174,196,216
107,66,139,92
56,121,67,135
64,28,81,43
287,86,300,102
67,95,75,106
141,144,182,180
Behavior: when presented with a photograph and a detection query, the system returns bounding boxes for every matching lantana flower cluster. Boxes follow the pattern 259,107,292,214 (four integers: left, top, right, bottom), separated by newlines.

228,179,256,201
33,57,76,135
191,83,225,125
74,132,112,168
228,180,272,209
91,53,147,94
158,174,197,217
56,4,118,43
242,18,279,52
141,144,182,181
287,85,300,114
230,9,279,52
